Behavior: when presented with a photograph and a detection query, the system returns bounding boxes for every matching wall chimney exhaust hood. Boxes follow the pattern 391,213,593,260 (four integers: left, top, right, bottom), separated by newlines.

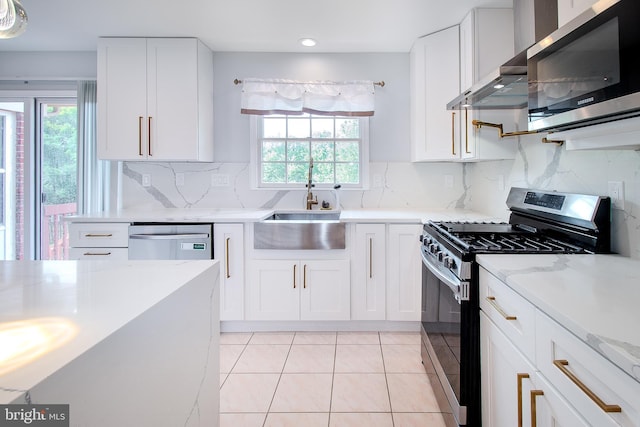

447,0,557,111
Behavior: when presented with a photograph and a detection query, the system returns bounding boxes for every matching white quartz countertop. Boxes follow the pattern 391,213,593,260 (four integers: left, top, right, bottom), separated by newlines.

67,208,501,224
476,254,640,384
0,260,218,404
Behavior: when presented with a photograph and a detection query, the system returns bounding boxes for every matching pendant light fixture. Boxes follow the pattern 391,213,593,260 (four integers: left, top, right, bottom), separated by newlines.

0,0,28,39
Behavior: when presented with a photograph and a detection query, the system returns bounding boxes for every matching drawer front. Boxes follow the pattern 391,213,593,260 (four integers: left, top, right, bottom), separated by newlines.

69,247,129,260
536,311,640,427
69,223,129,248
479,267,536,359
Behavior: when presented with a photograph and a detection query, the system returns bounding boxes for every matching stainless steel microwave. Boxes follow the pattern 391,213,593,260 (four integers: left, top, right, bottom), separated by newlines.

527,0,640,132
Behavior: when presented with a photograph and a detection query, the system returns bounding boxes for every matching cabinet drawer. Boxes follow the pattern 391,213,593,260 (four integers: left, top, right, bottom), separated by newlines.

69,223,129,248
69,247,129,260
479,267,536,359
536,311,640,427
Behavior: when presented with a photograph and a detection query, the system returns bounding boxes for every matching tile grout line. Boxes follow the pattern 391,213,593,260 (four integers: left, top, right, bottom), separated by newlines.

379,332,397,427
327,331,338,427
261,333,294,427
220,332,253,390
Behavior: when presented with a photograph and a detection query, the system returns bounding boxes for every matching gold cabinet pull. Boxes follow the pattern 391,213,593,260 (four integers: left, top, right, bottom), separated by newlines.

84,233,113,238
82,251,112,256
465,107,471,154
148,116,153,156
486,296,517,320
451,112,457,155
517,373,530,427
369,238,373,278
293,264,297,289
138,116,144,156
303,264,307,289
553,359,622,413
225,237,231,279
530,390,544,427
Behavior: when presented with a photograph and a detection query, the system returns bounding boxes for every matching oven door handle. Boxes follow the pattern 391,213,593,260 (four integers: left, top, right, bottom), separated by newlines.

421,249,469,302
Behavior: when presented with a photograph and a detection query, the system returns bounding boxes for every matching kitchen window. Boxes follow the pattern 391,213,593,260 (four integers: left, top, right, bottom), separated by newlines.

252,114,369,188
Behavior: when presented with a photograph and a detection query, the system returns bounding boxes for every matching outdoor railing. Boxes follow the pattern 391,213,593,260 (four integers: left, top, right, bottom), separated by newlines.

42,202,77,260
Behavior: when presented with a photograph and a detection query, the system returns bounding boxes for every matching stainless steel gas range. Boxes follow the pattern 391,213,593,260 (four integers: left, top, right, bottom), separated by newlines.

420,187,611,427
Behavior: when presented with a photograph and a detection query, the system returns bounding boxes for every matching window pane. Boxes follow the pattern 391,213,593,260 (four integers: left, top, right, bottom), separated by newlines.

311,141,334,162
287,118,310,138
314,162,334,184
336,162,359,184
287,162,309,183
336,118,360,138
263,118,286,138
311,118,334,138
336,141,360,162
287,141,309,162
262,163,286,183
262,141,285,161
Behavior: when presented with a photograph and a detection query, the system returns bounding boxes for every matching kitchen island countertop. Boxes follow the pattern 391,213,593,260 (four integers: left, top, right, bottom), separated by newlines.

477,254,640,384
0,260,220,426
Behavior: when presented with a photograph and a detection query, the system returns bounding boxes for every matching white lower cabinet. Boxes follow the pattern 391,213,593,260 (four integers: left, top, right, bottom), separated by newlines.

480,266,640,427
247,259,350,321
68,222,129,260
386,224,422,321
352,224,386,320
214,223,244,321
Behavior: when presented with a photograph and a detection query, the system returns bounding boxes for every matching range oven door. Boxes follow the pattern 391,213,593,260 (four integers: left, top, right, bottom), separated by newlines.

421,248,479,426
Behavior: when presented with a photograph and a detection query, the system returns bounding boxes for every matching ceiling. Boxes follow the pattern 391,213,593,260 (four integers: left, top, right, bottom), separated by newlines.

1,0,513,53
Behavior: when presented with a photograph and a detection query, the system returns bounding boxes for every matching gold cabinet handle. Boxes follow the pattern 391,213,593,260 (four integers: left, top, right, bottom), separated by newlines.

553,359,622,413
465,107,471,154
148,116,153,156
303,264,307,289
293,264,297,289
530,390,544,427
486,296,517,320
517,373,530,427
369,238,373,278
225,237,231,279
138,116,143,156
82,251,112,256
451,111,457,155
84,233,113,238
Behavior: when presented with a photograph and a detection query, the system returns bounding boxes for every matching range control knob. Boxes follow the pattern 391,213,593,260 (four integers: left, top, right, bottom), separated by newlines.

443,256,456,269
429,243,439,254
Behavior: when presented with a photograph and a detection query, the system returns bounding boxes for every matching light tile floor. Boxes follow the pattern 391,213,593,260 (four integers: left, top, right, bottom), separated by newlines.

219,331,457,427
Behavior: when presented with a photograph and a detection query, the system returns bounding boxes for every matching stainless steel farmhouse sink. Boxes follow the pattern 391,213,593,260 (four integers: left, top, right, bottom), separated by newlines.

254,211,345,249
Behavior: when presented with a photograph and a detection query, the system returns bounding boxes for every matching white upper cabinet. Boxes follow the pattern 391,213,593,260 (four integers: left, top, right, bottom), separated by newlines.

557,0,599,27
410,26,461,162
411,9,517,162
459,8,518,162
97,37,214,162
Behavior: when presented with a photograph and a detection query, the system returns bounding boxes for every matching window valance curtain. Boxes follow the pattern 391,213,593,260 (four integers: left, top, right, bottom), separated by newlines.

240,78,376,116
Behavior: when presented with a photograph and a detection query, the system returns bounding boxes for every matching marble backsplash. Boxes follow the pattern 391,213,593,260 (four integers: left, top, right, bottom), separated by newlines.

121,136,640,259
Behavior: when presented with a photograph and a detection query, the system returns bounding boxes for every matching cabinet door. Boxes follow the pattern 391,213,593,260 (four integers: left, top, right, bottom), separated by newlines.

481,311,536,427
214,224,244,321
146,38,200,161
97,38,148,160
352,224,386,320
558,0,599,27
247,260,299,321
410,26,461,161
532,373,591,427
386,224,422,321
300,260,350,321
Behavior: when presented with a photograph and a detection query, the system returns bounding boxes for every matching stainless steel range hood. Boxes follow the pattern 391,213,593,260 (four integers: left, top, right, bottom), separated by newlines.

447,0,557,111
447,51,528,110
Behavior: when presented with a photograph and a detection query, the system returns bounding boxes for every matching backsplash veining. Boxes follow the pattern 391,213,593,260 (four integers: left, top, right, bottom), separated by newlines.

121,135,640,259
121,161,468,211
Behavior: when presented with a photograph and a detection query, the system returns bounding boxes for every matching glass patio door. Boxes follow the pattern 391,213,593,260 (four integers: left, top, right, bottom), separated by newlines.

37,99,78,260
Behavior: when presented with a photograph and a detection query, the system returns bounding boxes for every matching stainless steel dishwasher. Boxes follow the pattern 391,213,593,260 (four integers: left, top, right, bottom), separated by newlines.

128,223,213,260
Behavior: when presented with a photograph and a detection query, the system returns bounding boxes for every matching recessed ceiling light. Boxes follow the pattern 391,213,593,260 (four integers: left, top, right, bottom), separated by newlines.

299,38,317,47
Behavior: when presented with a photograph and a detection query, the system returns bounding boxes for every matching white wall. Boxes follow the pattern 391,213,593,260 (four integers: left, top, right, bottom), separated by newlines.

211,52,410,162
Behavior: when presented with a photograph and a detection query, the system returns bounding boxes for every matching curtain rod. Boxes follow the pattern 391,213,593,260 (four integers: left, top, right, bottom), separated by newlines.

233,78,385,87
